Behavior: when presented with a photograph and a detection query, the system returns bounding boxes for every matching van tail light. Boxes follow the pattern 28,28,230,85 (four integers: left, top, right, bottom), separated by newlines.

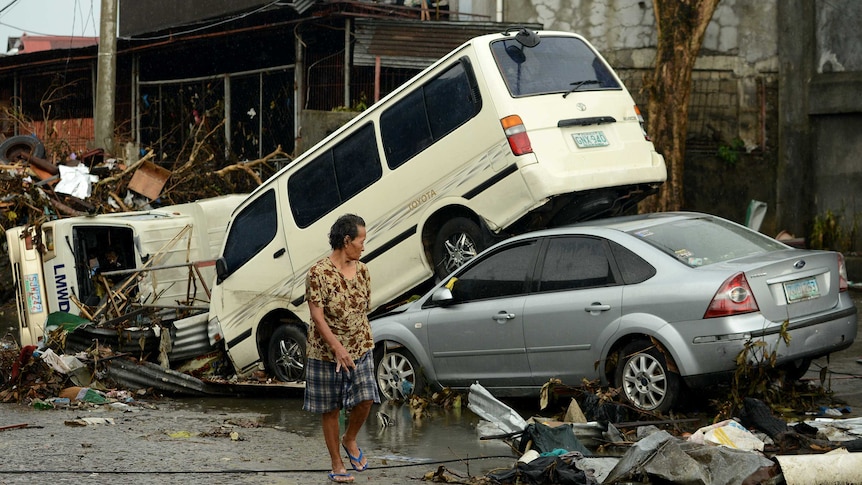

838,253,848,292
704,272,759,318
634,105,651,141
501,115,533,155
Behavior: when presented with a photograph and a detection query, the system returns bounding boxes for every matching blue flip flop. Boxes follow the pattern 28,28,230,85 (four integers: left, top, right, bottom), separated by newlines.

342,444,368,472
328,472,354,483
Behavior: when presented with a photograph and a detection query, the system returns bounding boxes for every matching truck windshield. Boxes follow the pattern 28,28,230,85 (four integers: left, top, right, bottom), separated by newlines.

490,36,620,97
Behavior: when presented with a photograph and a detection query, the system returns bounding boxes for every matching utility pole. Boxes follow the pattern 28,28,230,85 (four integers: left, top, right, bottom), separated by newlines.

94,0,117,150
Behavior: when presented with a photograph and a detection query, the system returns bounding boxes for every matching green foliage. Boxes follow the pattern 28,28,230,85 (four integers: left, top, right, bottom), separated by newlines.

715,320,827,421
716,138,745,165
809,208,858,252
332,93,368,113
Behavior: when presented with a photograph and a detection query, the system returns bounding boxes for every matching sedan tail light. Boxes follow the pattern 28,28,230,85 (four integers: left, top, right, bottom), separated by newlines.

704,272,759,318
838,253,848,292
500,115,533,155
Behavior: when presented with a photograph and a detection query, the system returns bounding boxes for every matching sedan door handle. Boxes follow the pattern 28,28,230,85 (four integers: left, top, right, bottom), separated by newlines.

585,302,611,314
492,312,516,323
273,248,286,258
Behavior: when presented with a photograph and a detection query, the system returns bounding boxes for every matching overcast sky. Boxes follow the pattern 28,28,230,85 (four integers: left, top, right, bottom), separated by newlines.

0,0,101,48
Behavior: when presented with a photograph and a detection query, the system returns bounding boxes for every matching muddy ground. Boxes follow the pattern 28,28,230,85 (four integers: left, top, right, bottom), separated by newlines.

0,397,515,485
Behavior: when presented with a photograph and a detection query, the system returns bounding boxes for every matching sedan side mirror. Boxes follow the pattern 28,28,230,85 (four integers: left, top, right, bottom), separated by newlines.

431,287,454,305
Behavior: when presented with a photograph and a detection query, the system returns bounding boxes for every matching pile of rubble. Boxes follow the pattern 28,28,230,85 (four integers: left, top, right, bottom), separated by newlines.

0,133,287,232
464,383,862,485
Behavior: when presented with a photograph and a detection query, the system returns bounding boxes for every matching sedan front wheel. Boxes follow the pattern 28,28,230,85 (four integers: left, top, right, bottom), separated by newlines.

616,340,680,413
375,348,424,401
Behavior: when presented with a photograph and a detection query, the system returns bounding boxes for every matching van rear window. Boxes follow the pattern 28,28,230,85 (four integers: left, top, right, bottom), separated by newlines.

490,36,620,97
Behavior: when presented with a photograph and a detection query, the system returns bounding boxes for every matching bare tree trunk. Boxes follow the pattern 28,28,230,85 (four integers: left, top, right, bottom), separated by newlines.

641,0,720,212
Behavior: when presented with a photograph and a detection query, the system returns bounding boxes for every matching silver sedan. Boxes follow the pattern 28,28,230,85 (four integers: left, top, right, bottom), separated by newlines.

371,212,858,412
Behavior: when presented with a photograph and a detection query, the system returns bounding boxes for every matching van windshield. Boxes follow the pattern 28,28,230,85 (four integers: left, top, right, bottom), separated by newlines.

490,36,620,97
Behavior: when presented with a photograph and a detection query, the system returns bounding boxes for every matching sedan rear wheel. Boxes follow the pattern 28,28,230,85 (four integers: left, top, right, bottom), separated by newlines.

375,348,424,401
781,357,811,381
616,340,679,413
266,325,306,382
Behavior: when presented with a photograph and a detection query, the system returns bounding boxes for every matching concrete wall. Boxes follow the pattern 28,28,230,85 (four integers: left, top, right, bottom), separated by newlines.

503,0,861,252
298,110,359,155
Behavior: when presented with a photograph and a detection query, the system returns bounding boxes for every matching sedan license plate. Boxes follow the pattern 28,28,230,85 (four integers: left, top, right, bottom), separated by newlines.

783,277,820,303
573,131,609,148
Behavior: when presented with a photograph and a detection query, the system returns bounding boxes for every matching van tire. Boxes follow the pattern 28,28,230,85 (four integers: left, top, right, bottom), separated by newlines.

266,325,306,382
432,217,483,280
0,135,45,162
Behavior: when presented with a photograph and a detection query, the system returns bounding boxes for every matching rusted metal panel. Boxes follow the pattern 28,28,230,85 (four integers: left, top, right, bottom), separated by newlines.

353,19,542,69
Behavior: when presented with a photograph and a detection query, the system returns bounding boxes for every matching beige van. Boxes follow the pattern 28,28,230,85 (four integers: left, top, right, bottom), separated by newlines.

207,28,666,381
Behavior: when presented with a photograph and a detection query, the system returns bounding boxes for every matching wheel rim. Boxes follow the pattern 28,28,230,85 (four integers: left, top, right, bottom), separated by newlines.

377,352,416,400
441,232,478,275
275,338,304,381
622,353,667,411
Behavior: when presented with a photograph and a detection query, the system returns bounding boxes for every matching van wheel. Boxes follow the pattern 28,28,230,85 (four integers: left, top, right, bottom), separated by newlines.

375,348,424,401
615,340,679,413
432,217,483,280
266,325,306,382
0,135,45,162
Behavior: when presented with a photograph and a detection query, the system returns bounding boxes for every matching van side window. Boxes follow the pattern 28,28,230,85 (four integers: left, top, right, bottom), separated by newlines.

381,58,481,169
222,189,277,273
288,123,382,228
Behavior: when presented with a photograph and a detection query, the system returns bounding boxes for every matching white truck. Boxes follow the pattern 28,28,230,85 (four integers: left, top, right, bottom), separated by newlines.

5,195,245,348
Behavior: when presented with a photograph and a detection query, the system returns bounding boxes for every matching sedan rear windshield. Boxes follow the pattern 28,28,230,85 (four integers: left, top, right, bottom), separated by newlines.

628,217,787,267
490,36,621,97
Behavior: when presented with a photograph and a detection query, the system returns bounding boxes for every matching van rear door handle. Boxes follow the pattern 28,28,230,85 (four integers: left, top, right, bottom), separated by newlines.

273,248,286,258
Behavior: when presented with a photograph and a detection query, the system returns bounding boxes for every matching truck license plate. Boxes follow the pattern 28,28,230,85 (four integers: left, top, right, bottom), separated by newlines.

783,277,820,303
573,131,609,148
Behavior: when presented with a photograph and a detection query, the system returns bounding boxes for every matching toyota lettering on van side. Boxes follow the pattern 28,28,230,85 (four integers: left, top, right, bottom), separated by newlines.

408,189,437,212
53,263,72,312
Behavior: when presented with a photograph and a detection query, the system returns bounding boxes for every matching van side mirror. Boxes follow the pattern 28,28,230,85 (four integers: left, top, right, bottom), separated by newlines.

215,258,228,284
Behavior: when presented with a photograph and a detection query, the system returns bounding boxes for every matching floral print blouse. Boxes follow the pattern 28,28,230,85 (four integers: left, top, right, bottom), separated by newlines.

305,257,373,362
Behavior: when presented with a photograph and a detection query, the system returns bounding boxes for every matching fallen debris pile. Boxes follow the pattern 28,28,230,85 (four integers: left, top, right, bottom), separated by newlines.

466,383,862,485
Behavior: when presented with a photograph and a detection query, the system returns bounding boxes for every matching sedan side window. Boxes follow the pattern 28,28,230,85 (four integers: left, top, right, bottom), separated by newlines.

539,237,615,291
452,241,538,302
609,240,656,284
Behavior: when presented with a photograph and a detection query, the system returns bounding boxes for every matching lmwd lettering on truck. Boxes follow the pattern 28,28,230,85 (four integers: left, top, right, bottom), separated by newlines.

53,264,71,312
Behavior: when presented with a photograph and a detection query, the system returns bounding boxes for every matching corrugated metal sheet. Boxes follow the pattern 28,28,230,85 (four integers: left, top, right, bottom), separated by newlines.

169,312,214,361
353,19,543,69
105,358,213,395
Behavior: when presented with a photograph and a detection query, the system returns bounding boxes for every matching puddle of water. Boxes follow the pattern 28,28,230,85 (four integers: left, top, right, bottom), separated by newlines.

170,396,515,463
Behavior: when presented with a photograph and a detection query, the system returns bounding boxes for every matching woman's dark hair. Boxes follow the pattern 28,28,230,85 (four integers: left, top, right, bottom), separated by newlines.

329,214,365,250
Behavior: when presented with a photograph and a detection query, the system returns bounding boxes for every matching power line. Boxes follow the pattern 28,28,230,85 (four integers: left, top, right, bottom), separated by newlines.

0,0,21,17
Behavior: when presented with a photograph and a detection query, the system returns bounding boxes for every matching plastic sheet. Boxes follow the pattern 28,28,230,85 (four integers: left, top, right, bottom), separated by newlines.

467,382,527,436
776,448,862,485
603,429,775,485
